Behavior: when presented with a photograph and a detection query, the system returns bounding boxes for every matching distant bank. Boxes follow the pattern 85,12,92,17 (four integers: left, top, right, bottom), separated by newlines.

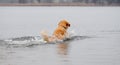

0,3,120,6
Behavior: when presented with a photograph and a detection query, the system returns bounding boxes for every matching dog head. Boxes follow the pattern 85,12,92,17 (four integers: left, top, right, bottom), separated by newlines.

58,19,70,29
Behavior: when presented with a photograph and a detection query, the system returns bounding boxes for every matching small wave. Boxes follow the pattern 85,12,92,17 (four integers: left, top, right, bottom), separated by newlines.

9,36,41,41
0,35,92,47
3,36,46,45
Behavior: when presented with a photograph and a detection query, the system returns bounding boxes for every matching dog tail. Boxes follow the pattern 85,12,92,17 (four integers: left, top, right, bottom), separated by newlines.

40,30,49,42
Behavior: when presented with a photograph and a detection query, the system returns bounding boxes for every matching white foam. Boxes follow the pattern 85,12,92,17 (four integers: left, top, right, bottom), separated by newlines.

3,30,77,45
67,30,76,38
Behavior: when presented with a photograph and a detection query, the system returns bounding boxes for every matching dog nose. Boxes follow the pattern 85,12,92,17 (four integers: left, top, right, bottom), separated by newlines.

68,24,70,27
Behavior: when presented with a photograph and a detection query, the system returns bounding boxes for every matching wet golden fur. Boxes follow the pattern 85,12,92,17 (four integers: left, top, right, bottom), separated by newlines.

41,19,70,42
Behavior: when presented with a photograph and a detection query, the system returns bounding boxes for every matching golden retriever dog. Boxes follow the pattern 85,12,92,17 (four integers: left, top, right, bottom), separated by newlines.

40,19,70,43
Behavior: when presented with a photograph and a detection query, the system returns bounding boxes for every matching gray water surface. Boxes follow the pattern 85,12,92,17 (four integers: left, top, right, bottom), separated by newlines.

0,7,120,65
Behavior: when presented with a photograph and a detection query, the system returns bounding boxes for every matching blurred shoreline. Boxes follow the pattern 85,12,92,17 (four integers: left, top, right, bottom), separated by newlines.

0,3,120,6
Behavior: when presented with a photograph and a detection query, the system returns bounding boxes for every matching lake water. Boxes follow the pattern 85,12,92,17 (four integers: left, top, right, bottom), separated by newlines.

0,6,120,65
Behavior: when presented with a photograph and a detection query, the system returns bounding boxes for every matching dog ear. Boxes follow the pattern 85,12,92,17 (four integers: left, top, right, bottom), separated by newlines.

58,22,66,27
58,20,65,26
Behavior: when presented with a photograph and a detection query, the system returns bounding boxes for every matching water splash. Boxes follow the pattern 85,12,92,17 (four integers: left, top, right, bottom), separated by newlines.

0,30,93,47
